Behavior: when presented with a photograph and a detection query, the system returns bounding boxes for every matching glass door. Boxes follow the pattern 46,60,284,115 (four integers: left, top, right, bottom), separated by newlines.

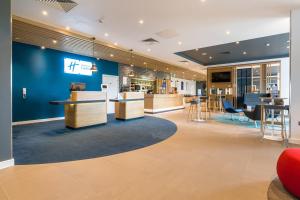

237,68,252,108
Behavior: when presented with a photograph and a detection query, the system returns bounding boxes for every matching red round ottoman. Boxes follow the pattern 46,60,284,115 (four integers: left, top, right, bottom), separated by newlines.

277,148,300,198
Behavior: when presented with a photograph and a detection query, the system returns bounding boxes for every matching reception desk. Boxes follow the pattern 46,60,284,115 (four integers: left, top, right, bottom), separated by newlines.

113,92,144,120
50,91,107,128
144,94,184,113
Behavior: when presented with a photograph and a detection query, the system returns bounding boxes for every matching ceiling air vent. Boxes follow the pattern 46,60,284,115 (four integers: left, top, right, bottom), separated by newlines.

36,0,78,13
141,38,159,45
219,51,231,55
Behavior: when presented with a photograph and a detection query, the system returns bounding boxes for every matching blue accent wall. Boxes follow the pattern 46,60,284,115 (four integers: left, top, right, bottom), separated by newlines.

13,42,118,122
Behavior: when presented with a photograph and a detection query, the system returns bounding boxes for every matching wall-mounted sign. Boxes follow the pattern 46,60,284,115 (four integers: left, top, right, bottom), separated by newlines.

64,58,92,76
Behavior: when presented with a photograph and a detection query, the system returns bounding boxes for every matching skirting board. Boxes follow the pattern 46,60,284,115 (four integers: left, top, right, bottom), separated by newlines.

13,117,65,126
288,138,300,145
144,106,185,114
0,159,14,170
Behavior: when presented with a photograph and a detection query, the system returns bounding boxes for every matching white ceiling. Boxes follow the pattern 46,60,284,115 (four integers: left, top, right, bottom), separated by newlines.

12,0,300,73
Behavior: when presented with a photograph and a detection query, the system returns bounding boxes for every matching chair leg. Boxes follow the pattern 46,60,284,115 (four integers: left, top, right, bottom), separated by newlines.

254,121,258,128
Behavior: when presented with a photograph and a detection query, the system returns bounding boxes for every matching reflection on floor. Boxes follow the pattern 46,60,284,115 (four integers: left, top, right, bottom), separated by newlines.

0,110,298,200
13,115,177,164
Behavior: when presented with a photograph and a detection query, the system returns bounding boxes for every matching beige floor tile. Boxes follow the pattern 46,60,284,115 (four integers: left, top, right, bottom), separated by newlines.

0,110,297,200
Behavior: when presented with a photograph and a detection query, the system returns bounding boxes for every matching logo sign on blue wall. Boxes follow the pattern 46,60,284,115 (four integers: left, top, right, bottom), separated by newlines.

64,58,92,76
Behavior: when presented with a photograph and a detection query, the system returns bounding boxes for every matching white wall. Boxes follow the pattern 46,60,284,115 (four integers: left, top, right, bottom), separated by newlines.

171,77,196,95
290,9,300,144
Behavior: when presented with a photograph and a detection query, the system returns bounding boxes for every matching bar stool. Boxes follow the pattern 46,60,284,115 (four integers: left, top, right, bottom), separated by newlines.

188,99,200,120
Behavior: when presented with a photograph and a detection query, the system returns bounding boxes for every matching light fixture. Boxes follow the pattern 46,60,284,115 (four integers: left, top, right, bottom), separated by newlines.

91,37,98,72
129,71,135,77
287,46,290,49
266,43,270,47
97,58,100,60
147,48,151,52
42,10,48,16
287,40,290,43
65,26,70,31
166,68,169,70
139,19,144,24
226,30,231,35
209,56,213,59
236,41,240,44
41,46,45,50
114,42,118,46
143,62,147,65
178,41,182,45
195,48,199,51
202,52,207,56
110,54,114,57
52,40,57,44
200,0,206,2
104,33,109,37
128,49,135,77
243,51,247,55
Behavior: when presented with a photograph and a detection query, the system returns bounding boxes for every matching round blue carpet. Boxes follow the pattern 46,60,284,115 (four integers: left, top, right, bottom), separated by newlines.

13,115,177,165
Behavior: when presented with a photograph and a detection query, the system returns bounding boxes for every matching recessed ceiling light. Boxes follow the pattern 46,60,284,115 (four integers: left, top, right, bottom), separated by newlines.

110,54,114,57
52,40,57,44
42,11,48,16
243,51,247,55
65,26,70,31
139,19,144,24
166,68,169,70
41,46,45,50
236,41,240,44
202,52,207,56
104,33,109,37
266,43,270,47
182,72,185,74
178,41,182,45
130,64,134,67
143,62,147,65
226,30,231,35
209,56,213,59
114,42,118,46
147,48,151,52
200,0,206,2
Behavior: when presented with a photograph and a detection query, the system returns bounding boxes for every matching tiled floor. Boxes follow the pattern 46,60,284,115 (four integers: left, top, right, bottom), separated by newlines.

0,110,295,200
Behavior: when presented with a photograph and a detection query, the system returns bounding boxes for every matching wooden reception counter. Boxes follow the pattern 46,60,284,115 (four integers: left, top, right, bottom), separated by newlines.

113,92,144,120
50,91,107,128
144,94,185,113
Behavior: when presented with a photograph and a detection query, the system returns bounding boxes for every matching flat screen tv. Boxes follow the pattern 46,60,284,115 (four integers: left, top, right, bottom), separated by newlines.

211,72,231,83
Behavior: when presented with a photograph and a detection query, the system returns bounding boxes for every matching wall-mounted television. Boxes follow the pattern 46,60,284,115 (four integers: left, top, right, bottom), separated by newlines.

211,72,231,83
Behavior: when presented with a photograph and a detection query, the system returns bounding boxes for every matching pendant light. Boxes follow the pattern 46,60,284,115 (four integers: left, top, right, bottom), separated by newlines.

91,37,98,72
128,49,135,77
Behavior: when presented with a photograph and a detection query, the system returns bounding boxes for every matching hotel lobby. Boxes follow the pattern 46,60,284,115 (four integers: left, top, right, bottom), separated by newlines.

1,0,300,199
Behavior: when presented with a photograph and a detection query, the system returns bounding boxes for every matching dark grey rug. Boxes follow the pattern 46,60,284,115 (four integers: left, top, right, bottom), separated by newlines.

13,115,177,165
268,177,299,200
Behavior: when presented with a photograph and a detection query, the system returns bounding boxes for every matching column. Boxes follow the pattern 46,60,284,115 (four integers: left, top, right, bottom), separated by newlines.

0,0,13,169
290,9,300,144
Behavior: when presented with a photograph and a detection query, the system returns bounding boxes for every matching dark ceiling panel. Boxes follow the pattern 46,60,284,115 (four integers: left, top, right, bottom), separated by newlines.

175,33,290,66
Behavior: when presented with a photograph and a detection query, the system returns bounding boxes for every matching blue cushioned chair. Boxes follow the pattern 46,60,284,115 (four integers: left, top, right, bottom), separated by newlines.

222,100,243,120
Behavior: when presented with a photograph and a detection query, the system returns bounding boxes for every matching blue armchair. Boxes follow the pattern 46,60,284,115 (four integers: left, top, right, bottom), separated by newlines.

222,100,243,120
